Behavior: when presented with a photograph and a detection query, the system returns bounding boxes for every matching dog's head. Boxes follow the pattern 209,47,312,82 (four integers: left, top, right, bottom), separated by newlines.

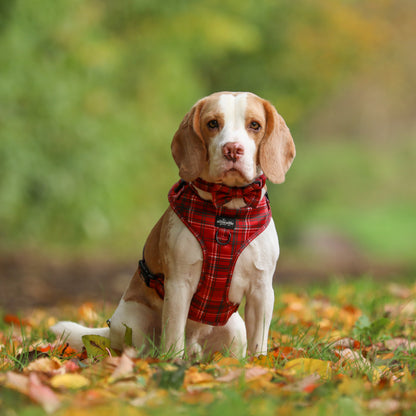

171,91,295,187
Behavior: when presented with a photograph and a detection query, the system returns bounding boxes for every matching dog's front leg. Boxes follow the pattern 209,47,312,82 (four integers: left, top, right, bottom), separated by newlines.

160,209,202,357
245,284,274,356
161,277,195,357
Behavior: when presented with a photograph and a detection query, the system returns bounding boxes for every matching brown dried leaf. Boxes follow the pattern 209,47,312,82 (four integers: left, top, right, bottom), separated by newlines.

109,352,134,382
367,398,401,413
283,374,321,393
384,338,416,351
25,357,62,374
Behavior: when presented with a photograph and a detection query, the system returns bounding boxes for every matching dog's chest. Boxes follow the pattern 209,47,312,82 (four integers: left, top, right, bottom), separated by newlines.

167,180,273,325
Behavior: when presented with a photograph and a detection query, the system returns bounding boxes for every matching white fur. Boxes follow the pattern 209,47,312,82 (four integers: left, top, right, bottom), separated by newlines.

207,93,260,185
52,92,283,358
50,321,110,351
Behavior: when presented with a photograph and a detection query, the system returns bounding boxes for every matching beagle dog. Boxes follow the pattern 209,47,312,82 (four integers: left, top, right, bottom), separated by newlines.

52,91,295,358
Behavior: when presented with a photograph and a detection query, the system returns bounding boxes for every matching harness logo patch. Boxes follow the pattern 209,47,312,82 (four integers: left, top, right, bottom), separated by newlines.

215,216,236,230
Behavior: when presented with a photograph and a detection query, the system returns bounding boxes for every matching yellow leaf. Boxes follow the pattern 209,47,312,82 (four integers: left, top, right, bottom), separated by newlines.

50,373,90,390
337,376,365,395
184,367,215,387
252,354,274,367
284,358,332,380
213,354,241,367
401,365,413,384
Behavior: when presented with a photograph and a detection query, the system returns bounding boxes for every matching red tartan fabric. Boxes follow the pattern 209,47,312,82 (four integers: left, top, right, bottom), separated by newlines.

192,175,267,208
144,177,272,326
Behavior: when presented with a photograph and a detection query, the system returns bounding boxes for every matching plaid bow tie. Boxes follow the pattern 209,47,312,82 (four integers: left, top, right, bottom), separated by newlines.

192,174,267,208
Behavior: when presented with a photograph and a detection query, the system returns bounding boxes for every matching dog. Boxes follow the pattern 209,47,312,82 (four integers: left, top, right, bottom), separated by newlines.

52,91,295,358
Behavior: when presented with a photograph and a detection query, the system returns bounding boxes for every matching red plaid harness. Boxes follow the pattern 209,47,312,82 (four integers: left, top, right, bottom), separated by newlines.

139,175,272,326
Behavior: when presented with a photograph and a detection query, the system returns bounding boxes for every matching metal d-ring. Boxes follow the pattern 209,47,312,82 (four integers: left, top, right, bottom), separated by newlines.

215,229,231,245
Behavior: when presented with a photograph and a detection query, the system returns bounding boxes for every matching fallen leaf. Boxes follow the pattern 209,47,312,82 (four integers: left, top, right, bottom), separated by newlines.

109,352,134,382
337,375,366,395
384,338,416,351
50,373,90,390
64,359,81,372
82,334,117,360
335,348,370,371
244,366,271,382
216,366,270,383
26,357,62,374
5,371,29,395
3,314,31,327
216,368,243,383
331,337,361,350
388,283,411,299
28,372,61,414
78,302,99,323
269,346,306,360
283,373,321,393
213,354,241,367
339,305,362,329
47,342,80,358
123,324,133,347
184,367,215,387
367,398,401,413
284,358,332,380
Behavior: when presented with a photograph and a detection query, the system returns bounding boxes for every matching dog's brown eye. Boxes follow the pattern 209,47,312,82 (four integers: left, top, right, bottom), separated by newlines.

250,121,261,131
207,120,219,129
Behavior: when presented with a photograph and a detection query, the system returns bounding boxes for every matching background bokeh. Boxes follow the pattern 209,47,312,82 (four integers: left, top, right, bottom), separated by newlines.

1,0,415,305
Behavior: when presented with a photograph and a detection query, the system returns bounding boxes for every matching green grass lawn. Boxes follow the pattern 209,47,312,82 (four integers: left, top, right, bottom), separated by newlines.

1,276,416,415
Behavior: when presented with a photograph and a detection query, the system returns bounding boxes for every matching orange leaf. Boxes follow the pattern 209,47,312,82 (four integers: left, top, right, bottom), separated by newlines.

184,367,215,387
270,346,305,360
331,337,361,350
78,302,99,322
213,354,241,367
4,314,31,327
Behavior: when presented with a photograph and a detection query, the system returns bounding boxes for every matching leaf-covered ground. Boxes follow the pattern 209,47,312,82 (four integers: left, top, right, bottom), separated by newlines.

1,277,416,415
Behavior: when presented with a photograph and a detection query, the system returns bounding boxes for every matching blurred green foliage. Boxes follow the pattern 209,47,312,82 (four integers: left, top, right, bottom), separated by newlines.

0,0,415,266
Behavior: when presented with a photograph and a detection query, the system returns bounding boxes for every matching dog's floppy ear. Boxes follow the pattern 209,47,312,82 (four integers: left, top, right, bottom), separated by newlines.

171,99,207,182
259,100,296,184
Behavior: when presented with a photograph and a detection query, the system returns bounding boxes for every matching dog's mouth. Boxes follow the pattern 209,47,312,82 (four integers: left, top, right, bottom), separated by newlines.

220,167,255,187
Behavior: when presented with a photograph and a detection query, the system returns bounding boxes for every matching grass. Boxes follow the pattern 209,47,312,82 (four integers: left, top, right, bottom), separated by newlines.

1,275,416,415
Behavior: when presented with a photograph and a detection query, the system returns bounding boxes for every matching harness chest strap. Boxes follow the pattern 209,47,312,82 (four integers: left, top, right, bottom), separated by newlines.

139,176,272,326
